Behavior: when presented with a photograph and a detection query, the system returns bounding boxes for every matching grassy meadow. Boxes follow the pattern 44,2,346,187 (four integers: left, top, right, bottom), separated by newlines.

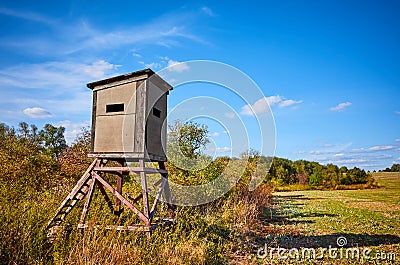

256,172,400,264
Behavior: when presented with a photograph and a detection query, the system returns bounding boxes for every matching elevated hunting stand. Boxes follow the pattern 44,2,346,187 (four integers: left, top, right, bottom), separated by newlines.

47,69,175,237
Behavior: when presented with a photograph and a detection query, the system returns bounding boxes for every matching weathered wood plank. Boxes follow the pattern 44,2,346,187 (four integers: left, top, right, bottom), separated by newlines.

158,161,175,219
134,80,146,153
77,223,157,232
139,159,150,225
115,160,124,213
94,166,167,174
79,178,96,224
149,176,167,221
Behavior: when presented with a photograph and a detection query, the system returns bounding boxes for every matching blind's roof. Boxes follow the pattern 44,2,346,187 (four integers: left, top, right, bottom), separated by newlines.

86,68,172,90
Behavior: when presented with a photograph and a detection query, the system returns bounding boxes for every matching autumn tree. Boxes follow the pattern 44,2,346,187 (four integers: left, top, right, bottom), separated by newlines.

58,127,92,181
38,124,67,158
0,123,60,195
168,120,209,160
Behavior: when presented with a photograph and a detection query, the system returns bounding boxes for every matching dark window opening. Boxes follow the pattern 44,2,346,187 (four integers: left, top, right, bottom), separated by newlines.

153,107,161,118
106,103,124,113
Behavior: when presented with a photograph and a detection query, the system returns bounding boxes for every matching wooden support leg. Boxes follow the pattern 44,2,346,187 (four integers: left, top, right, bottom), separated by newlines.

139,159,151,237
115,159,124,216
79,176,96,225
158,161,176,219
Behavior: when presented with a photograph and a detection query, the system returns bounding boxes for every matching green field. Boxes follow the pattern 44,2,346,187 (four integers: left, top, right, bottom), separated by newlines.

252,172,400,264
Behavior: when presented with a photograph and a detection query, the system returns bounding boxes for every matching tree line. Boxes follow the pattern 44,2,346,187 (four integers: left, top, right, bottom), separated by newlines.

379,164,400,172
262,156,377,189
0,121,387,192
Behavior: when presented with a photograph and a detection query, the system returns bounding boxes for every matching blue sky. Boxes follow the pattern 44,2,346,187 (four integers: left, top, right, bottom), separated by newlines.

0,1,399,170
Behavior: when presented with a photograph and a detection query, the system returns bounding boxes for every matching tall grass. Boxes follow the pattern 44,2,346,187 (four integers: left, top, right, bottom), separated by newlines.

0,173,272,264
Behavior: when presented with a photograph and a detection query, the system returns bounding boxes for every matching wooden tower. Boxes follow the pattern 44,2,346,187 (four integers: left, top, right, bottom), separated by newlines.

47,69,175,237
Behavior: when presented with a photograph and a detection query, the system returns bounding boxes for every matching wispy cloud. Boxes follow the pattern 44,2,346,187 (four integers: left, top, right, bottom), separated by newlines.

0,8,206,57
166,59,190,73
138,56,190,72
23,107,52,118
395,139,400,142
0,60,119,91
201,7,215,17
0,59,119,121
241,95,302,115
279,99,303,108
0,7,55,25
139,61,162,69
211,132,220,137
350,145,396,153
330,102,352,112
305,141,397,169
396,111,400,115
241,97,270,116
216,147,231,153
225,112,236,119
83,60,120,78
57,120,90,144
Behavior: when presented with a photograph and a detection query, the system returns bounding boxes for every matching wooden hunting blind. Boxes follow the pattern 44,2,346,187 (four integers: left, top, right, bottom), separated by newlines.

87,68,172,161
47,69,175,237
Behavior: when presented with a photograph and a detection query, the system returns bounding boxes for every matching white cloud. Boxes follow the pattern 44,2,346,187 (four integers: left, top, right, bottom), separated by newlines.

23,107,52,118
396,111,400,115
334,159,368,164
291,150,306,155
333,153,345,157
167,60,190,73
211,132,220,137
216,147,231,153
330,102,352,112
351,145,396,153
396,158,400,161
241,97,271,116
139,61,162,69
1,9,205,57
146,62,162,69
304,140,399,170
0,7,55,25
368,145,395,152
57,120,91,144
83,60,120,78
0,60,111,121
225,112,236,119
241,95,302,116
279,99,303,108
307,142,396,170
266,95,283,106
0,60,119,91
201,7,215,17
395,139,400,142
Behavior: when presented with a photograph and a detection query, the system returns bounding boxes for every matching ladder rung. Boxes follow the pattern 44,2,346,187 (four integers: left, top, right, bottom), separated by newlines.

94,167,167,174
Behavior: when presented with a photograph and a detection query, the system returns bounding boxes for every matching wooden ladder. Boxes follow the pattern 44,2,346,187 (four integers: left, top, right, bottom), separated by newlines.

47,159,98,230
